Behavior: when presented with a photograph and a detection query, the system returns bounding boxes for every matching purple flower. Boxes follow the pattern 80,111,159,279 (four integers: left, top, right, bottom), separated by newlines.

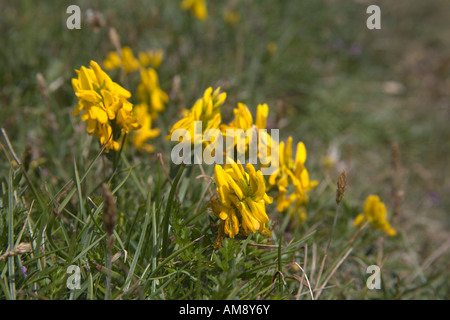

349,43,363,56
21,261,28,277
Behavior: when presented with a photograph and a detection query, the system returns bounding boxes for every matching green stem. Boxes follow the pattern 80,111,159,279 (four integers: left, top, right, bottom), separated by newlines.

277,233,283,296
161,164,185,257
113,132,127,174
105,236,113,300
8,168,15,300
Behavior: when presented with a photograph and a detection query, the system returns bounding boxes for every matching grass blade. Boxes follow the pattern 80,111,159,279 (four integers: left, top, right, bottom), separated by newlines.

161,164,185,257
73,159,86,222
7,168,15,300
123,192,152,291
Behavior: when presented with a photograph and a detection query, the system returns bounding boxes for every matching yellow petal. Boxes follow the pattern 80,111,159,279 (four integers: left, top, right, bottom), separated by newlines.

285,137,293,165
203,87,213,102
268,169,280,186
79,66,93,90
247,199,269,224
238,202,259,233
76,90,100,102
214,92,227,108
214,165,229,188
86,119,96,134
230,160,245,183
72,103,83,116
386,226,397,236
255,103,268,129
263,193,273,205
113,83,132,99
353,213,366,227
219,211,228,220
253,170,266,201
90,106,108,124
225,174,244,200
279,141,285,167
295,142,307,165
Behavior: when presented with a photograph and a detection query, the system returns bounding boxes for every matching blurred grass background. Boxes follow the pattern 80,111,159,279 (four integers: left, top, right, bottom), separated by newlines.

0,0,449,299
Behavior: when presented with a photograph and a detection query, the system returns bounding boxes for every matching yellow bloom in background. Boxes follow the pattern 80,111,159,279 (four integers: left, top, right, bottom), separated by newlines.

255,103,269,130
72,60,140,152
223,9,241,26
167,87,226,146
101,46,166,153
353,195,396,236
103,51,120,70
131,104,161,153
136,68,169,120
211,159,273,246
138,49,164,69
104,46,165,73
266,42,278,56
103,46,141,74
268,136,318,221
181,0,207,20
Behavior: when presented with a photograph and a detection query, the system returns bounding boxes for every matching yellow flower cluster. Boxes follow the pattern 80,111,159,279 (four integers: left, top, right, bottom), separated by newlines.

223,9,241,26
103,46,141,74
136,68,169,120
167,87,275,164
103,46,163,73
268,136,318,222
220,102,274,164
211,159,273,246
166,87,226,146
72,60,140,152
180,0,207,20
131,104,161,153
103,46,168,153
353,195,396,236
138,49,164,69
166,87,286,243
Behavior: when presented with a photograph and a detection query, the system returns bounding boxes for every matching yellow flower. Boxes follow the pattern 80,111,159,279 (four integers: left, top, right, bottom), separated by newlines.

221,103,254,154
103,51,120,70
181,0,207,20
223,103,268,133
96,123,119,152
136,68,169,120
131,104,161,153
167,87,226,146
103,46,141,74
138,49,164,69
223,9,241,26
221,103,274,163
72,60,140,152
266,42,278,56
268,136,317,221
353,195,396,236
211,159,273,246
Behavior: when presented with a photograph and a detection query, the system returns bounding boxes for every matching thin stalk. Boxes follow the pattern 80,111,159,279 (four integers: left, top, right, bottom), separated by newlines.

277,233,283,295
105,236,113,300
151,202,158,294
113,132,127,174
7,168,15,300
315,201,341,292
161,164,185,257
315,248,353,299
